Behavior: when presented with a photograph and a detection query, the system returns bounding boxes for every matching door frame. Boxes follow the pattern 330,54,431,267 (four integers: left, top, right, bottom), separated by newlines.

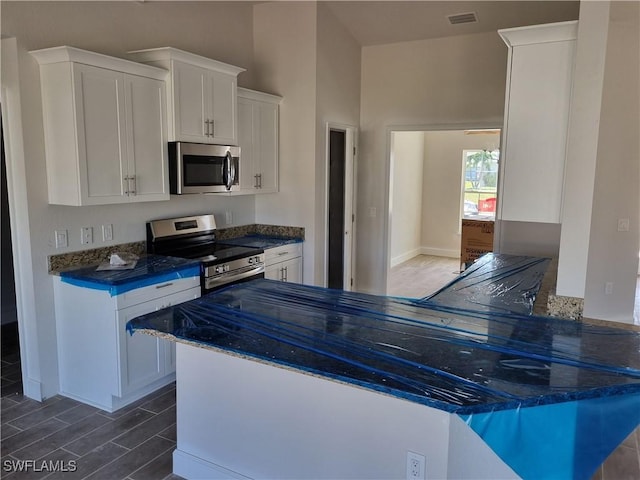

324,122,358,290
383,123,502,294
1,38,42,400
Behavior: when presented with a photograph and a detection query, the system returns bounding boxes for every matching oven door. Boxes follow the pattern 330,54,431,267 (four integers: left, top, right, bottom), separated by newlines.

203,264,265,294
169,142,240,194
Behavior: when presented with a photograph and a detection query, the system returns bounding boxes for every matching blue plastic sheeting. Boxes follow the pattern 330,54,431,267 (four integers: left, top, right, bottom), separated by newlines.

461,391,640,480
60,255,200,296
418,253,550,315
219,235,302,250
127,278,640,478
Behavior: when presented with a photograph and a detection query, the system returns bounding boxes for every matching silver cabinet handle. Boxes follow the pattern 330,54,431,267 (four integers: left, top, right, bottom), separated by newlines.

277,251,289,256
254,174,260,189
258,173,262,189
129,175,136,195
123,176,129,195
283,266,288,282
204,119,215,137
205,119,214,137
155,282,174,289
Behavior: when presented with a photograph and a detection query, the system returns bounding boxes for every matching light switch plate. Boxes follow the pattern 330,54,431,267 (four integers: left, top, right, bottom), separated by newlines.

55,230,68,248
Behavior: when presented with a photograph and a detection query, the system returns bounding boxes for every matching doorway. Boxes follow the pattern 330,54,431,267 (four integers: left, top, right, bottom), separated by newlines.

326,124,356,290
385,127,501,297
1,111,22,396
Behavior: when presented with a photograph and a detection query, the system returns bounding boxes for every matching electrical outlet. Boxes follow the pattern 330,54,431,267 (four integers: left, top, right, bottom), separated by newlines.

225,211,233,225
102,224,113,242
605,282,613,295
81,226,93,245
617,218,630,232
406,451,426,480
55,230,68,249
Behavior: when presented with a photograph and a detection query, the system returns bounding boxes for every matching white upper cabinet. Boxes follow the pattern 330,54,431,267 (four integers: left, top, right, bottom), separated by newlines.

237,88,281,194
128,47,245,145
31,46,170,206
497,21,577,223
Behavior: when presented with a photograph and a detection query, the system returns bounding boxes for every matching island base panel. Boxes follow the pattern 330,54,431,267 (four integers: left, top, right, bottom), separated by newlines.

174,342,518,479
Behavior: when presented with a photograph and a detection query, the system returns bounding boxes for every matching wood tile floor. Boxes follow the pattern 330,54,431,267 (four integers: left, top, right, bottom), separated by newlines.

1,344,183,480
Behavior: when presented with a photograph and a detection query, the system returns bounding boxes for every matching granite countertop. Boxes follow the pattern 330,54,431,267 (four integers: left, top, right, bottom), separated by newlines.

218,234,303,250
58,254,200,295
128,277,640,415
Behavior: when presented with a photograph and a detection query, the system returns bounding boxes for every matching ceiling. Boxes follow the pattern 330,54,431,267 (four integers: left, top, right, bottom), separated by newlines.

324,1,580,46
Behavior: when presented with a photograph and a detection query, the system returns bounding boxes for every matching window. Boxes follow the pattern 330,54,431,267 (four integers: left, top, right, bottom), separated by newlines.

462,149,499,221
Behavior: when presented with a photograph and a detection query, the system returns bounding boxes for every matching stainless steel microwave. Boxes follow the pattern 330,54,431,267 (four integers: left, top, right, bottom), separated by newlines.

168,142,240,194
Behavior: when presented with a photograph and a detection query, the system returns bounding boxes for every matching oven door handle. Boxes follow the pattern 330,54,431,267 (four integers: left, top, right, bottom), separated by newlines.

205,264,264,290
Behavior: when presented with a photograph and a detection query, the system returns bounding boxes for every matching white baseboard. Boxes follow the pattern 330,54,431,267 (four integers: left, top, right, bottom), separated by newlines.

173,449,250,479
391,247,460,267
420,246,460,259
390,248,422,268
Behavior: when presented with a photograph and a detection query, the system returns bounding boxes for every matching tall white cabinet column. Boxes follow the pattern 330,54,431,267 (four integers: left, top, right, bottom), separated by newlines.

496,21,578,224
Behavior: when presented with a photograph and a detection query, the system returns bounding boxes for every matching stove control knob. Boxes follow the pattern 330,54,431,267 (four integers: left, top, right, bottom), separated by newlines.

215,266,223,274
224,264,230,272
248,257,254,264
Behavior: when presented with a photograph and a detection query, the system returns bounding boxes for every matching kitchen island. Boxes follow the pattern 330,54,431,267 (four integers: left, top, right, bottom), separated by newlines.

127,267,640,479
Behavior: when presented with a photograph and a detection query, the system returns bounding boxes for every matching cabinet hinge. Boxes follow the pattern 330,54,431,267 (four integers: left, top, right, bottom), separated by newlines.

350,278,354,287
353,146,356,156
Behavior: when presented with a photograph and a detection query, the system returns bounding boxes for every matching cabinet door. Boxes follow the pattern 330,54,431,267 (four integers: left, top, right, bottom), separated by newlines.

117,301,167,396
208,70,237,145
125,75,170,201
501,40,575,223
173,61,209,142
264,257,302,284
237,97,257,193
74,64,128,204
237,96,279,194
255,100,279,193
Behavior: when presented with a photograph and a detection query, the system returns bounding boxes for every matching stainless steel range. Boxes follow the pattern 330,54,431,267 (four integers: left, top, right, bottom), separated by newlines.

146,214,265,294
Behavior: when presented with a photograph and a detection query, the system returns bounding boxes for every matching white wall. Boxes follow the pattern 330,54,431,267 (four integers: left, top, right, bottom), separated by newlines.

556,1,610,299
2,1,259,399
358,32,506,293
390,131,425,266
252,2,318,285
583,0,640,322
314,3,362,285
422,131,500,258
252,1,361,286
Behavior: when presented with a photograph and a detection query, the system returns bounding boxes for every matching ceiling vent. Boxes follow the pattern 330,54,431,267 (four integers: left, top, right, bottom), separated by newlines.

447,12,478,25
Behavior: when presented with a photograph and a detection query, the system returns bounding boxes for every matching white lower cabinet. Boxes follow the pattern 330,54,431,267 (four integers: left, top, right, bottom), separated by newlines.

53,275,200,412
264,243,303,283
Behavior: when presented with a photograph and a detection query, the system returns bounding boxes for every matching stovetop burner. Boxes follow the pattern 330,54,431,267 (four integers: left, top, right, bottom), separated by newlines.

146,214,266,294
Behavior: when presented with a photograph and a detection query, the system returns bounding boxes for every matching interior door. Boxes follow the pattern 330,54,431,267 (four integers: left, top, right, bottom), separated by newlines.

327,126,356,291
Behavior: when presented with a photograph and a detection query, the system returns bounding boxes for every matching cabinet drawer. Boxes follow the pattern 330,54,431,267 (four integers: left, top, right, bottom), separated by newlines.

115,276,200,309
265,243,302,266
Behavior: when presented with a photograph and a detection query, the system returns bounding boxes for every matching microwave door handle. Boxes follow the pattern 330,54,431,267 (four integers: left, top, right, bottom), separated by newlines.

230,154,237,188
224,151,234,191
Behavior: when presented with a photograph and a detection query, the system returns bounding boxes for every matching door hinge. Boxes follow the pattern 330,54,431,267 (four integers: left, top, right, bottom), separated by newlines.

353,146,356,156
350,278,354,287
352,214,355,223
